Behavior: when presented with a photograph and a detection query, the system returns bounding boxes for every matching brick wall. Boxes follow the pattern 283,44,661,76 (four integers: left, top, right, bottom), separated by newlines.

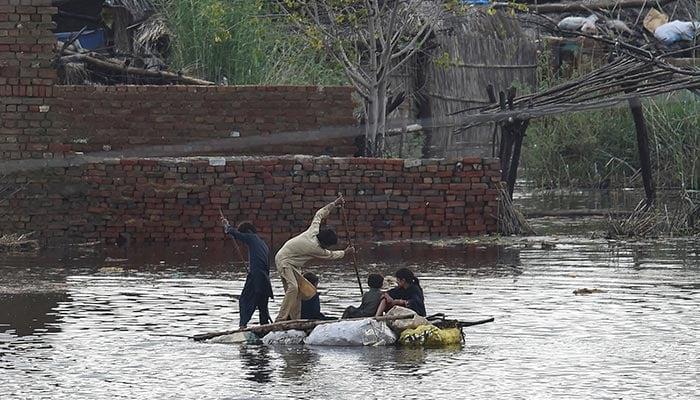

44,85,357,157
0,2,357,160
0,0,57,160
0,156,501,244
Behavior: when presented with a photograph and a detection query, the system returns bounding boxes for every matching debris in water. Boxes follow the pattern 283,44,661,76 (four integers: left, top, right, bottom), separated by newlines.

573,288,605,295
98,266,125,274
540,241,556,250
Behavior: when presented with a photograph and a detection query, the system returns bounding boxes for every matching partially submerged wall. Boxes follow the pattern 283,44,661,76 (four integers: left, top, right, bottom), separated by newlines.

0,156,501,244
0,2,357,161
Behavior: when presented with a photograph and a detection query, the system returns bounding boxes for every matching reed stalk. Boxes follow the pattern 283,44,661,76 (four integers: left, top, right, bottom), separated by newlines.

154,0,345,85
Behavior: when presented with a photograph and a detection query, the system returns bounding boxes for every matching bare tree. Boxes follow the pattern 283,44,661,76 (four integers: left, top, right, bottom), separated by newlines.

276,0,438,156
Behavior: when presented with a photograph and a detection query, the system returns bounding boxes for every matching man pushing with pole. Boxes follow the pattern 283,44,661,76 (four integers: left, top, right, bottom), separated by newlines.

220,212,273,329
274,195,355,322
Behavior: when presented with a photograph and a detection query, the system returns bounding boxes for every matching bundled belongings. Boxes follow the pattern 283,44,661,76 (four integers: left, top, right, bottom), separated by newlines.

654,21,700,45
558,15,599,34
398,325,463,347
385,306,430,332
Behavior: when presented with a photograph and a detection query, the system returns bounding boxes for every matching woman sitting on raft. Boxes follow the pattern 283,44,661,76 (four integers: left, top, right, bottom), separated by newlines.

375,268,426,317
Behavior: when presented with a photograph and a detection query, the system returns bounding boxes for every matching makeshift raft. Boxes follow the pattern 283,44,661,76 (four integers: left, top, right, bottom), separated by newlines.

192,313,494,347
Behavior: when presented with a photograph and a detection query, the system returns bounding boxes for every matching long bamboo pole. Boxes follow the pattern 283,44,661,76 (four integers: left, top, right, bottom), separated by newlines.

192,314,412,342
339,193,364,296
60,49,215,85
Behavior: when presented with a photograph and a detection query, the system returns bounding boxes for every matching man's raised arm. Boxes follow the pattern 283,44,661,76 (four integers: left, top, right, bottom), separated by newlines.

307,195,344,235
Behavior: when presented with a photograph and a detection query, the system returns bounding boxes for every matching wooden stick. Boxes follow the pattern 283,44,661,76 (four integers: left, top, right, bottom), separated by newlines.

458,317,495,327
491,0,673,13
525,209,633,218
339,193,364,296
60,48,215,85
191,314,412,341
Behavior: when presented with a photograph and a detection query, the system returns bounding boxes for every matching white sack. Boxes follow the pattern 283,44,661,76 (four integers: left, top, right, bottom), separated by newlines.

261,330,307,345
304,319,396,346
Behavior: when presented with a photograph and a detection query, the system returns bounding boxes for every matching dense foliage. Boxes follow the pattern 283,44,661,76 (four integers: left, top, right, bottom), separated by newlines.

155,0,345,85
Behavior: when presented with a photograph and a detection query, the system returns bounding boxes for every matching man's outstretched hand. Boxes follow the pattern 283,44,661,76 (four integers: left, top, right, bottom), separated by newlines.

333,194,345,208
344,245,355,255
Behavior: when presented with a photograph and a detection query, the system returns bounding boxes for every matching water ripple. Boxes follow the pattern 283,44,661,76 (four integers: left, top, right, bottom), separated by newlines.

0,236,698,399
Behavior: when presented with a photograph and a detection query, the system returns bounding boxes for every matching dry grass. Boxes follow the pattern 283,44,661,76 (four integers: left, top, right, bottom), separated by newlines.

606,198,700,238
497,184,535,235
1,181,37,252
60,62,90,85
0,233,39,252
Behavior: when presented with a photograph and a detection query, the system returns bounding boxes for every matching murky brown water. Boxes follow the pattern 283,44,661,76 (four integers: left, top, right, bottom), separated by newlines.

1,229,698,399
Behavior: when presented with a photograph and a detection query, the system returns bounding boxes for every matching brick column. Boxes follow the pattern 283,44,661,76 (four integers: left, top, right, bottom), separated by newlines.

0,0,57,159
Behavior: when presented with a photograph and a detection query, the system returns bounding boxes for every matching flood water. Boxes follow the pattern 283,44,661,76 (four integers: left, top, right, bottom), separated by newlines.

1,191,699,399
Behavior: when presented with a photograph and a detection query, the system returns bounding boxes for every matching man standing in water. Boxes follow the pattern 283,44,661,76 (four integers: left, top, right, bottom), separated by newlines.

221,219,273,328
275,195,354,322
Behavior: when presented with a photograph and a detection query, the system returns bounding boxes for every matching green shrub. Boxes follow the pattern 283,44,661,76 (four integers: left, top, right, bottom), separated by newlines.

523,94,700,191
155,0,345,85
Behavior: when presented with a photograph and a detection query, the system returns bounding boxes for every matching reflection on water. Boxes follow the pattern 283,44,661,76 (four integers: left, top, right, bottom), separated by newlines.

239,345,273,384
0,233,698,399
0,293,68,337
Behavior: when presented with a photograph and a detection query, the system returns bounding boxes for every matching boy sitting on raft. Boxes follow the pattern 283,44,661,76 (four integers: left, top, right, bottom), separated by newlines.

300,272,335,320
342,273,384,319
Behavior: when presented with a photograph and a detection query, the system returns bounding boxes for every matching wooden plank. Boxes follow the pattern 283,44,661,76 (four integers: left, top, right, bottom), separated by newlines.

492,0,673,13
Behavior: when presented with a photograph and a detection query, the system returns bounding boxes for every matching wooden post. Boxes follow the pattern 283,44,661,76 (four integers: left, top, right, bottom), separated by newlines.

500,126,513,182
486,85,498,158
491,124,499,158
506,121,529,199
627,96,655,207
497,90,511,181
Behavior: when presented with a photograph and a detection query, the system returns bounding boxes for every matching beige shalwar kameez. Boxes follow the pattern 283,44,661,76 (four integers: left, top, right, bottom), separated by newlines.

274,203,345,321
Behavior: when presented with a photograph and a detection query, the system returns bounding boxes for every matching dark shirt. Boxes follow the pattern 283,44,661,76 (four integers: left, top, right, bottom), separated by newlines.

225,226,269,274
301,293,327,320
301,293,336,320
388,284,426,316
343,288,383,318
225,226,273,299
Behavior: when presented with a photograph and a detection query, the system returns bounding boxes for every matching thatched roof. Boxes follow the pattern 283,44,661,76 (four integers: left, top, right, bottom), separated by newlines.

133,14,170,58
106,0,155,21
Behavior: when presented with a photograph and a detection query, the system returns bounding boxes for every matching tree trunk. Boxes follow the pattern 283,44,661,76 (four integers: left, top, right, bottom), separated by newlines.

376,81,389,156
365,86,381,156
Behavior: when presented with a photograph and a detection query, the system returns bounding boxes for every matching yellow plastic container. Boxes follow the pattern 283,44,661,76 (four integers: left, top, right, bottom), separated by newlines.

398,324,463,347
